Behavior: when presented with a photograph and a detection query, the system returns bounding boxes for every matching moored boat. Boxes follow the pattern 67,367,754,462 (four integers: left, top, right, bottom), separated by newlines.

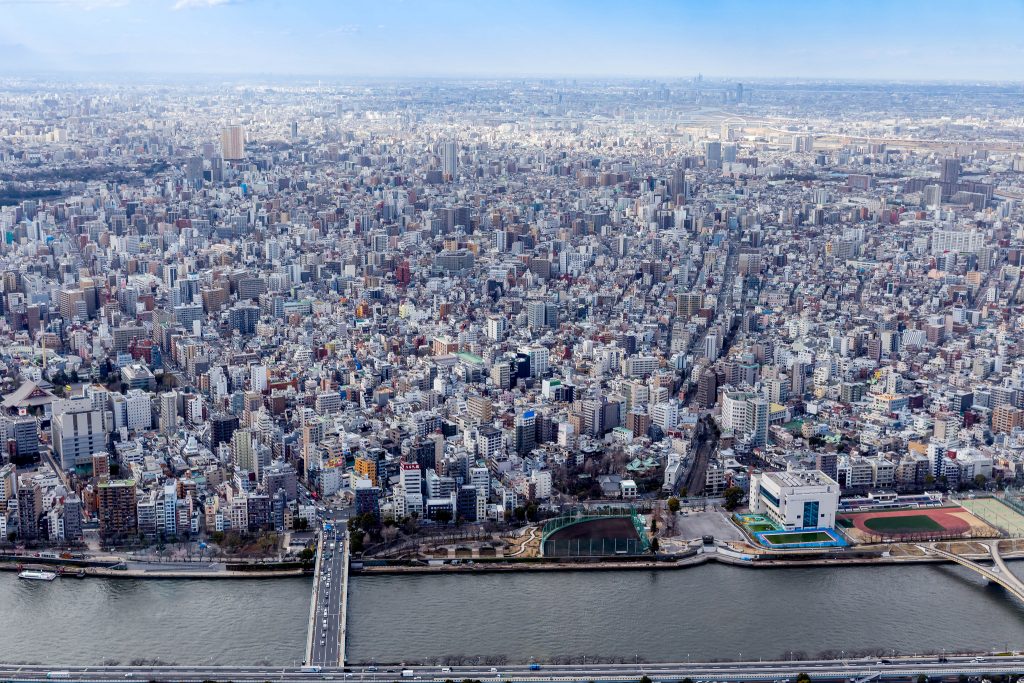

18,570,58,581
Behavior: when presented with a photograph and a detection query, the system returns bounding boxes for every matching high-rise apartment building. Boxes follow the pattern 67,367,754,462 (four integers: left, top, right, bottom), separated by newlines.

159,391,178,435
97,479,138,540
221,125,246,161
51,395,108,470
441,141,458,179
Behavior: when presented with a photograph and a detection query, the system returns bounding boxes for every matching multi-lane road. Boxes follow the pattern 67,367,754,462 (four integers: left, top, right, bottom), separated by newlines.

308,526,348,668
1,654,1022,682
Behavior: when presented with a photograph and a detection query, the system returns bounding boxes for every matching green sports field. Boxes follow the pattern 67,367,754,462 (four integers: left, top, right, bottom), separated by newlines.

862,514,943,533
761,531,833,544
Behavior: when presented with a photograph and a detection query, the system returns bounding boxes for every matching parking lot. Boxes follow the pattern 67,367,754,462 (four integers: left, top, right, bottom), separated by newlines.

670,510,746,542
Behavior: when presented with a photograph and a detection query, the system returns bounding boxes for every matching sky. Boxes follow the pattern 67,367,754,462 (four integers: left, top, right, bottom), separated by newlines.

0,0,1022,81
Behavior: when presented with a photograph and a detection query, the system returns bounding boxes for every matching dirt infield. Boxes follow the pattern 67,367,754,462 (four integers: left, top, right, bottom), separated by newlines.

838,507,997,544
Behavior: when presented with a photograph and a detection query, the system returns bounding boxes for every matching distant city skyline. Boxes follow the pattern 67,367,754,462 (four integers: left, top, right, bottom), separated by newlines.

0,0,1022,81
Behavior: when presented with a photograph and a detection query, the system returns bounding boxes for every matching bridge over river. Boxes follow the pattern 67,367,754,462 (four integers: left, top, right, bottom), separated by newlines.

305,527,350,668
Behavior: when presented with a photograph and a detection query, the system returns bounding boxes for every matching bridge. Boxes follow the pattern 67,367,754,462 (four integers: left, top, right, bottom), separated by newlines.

305,526,350,668
918,540,1024,603
3,654,1024,682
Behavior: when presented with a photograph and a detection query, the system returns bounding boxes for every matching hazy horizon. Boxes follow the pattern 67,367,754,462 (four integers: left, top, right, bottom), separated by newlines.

1,0,1022,81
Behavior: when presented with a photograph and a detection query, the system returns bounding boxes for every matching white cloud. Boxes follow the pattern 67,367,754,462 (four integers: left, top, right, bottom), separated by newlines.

172,0,237,9
0,0,131,7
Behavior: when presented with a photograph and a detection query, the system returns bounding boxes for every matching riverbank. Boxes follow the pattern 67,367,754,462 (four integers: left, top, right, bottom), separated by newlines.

5,542,1022,579
0,560,311,579
351,544,1024,574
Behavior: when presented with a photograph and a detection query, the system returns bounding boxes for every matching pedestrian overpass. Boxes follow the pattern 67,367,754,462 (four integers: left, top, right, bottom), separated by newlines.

918,540,1024,603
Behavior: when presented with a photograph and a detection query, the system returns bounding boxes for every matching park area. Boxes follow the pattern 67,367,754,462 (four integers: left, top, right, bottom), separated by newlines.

838,506,997,543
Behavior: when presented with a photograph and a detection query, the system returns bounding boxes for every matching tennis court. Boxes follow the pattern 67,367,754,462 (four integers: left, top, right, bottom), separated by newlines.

957,497,1024,536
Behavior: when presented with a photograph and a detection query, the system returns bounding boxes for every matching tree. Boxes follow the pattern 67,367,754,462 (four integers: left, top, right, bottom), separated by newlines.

349,530,365,554
298,547,315,562
723,486,744,511
667,497,681,513
649,538,660,554
650,517,658,534
795,674,811,683
917,675,929,683
525,503,539,522
640,677,653,683
974,473,987,489
435,509,453,525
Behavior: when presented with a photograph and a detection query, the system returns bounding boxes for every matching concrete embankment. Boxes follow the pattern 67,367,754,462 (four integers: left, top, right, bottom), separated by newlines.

0,559,311,580
351,546,1024,575
4,543,1022,579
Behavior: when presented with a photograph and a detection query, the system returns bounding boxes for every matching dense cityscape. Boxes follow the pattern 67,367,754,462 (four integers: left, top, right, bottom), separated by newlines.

1,1,1024,680
2,78,1024,552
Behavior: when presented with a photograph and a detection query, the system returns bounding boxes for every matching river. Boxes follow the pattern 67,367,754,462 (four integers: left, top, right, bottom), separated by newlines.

347,562,1024,663
0,574,312,666
2,563,1024,665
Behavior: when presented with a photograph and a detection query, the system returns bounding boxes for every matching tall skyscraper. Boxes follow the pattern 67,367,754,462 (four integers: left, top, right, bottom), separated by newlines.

941,157,961,184
442,141,458,179
159,391,178,435
705,141,722,169
221,125,246,161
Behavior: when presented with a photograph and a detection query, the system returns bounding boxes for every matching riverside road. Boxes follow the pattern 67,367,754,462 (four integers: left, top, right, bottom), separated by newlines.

1,655,1023,682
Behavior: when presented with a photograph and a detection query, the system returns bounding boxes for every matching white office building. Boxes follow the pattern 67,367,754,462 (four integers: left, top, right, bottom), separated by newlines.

250,364,268,393
749,470,840,531
51,395,108,469
111,389,152,432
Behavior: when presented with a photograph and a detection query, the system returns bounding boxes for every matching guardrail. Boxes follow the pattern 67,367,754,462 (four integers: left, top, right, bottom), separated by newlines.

338,534,351,667
303,531,325,666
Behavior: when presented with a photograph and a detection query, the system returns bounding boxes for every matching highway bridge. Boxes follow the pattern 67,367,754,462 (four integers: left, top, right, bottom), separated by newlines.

919,540,1024,603
2,654,1024,682
305,527,350,668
